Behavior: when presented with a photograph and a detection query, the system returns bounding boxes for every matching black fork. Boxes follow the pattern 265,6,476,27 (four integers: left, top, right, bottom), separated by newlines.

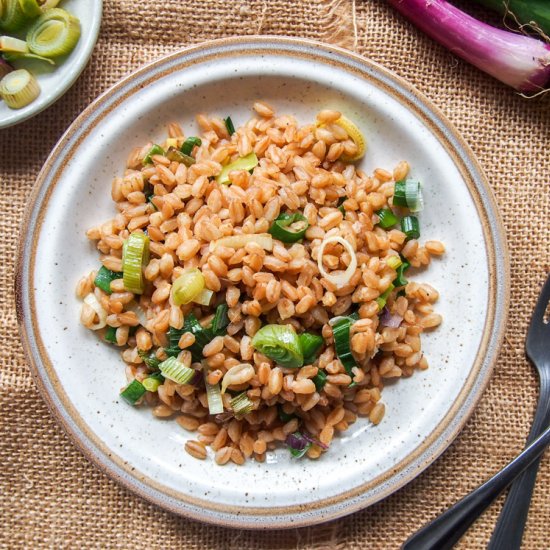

487,274,550,550
402,273,550,550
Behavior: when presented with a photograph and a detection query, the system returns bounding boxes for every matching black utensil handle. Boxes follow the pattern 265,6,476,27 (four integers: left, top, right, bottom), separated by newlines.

487,378,550,550
402,425,550,550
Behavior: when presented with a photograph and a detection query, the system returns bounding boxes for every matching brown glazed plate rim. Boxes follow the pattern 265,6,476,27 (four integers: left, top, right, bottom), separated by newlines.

15,36,510,529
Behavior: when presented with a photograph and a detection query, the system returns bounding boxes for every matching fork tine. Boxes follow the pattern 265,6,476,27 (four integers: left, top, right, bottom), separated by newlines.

530,273,550,327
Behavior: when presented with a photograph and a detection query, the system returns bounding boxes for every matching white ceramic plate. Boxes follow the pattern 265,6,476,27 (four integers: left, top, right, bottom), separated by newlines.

0,0,102,129
16,37,509,528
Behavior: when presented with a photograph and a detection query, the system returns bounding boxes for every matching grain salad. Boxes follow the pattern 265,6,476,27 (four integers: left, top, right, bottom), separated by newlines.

77,102,444,465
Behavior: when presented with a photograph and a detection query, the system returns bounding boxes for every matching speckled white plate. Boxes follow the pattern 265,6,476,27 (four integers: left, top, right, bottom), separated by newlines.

16,37,509,529
0,0,102,129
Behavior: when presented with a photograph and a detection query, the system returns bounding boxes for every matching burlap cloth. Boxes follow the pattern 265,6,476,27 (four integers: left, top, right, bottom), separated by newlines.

1,0,549,548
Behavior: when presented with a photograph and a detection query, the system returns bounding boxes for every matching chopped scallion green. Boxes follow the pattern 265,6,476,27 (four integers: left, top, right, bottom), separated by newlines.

224,116,235,135
230,392,253,416
165,146,195,166
120,379,146,405
386,255,403,270
212,304,230,336
299,333,324,365
180,136,202,156
394,260,410,287
142,377,162,392
138,349,161,370
268,212,309,243
158,356,196,384
312,369,327,391
143,144,164,165
376,208,398,229
376,284,395,310
332,317,357,377
251,325,304,369
94,266,122,294
401,215,420,240
104,326,117,344
393,179,423,212
122,232,149,294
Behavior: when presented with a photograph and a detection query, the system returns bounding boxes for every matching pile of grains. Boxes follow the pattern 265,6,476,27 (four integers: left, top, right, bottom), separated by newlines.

77,102,444,465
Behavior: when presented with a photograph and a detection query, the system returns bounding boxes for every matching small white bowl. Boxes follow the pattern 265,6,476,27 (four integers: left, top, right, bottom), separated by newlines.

0,0,102,129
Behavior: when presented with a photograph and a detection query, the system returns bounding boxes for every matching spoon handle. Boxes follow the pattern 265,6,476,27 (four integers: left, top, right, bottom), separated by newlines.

401,424,550,550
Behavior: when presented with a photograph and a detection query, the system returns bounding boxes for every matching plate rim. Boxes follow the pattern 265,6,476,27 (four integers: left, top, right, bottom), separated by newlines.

14,36,510,528
0,0,103,130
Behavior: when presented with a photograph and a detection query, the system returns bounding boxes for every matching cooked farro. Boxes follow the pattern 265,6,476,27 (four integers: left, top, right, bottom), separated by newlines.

78,103,444,464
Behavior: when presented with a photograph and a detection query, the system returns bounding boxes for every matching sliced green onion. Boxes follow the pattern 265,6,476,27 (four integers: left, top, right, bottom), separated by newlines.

192,288,213,306
142,376,162,392
94,266,122,294
393,179,423,212
312,369,327,391
216,152,258,185
230,392,253,416
122,232,149,295
401,215,420,240
0,0,27,33
394,260,410,287
120,379,146,405
375,208,398,229
224,116,235,135
171,268,205,306
143,144,164,165
181,136,201,156
211,303,229,336
158,356,196,384
333,318,357,376
165,313,214,361
337,196,346,215
138,349,161,370
0,69,40,109
204,370,224,415
268,212,309,243
27,8,81,58
0,36,28,53
104,326,117,344
278,405,296,423
251,324,304,369
3,51,55,64
165,146,195,166
386,255,402,270
299,333,324,365
376,283,395,310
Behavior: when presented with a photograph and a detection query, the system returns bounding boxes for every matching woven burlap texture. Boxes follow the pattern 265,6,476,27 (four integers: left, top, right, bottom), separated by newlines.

1,0,549,548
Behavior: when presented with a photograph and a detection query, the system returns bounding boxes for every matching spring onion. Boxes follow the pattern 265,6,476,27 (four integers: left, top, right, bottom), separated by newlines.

376,208,398,229
216,152,258,185
376,284,395,310
210,233,273,253
3,51,55,64
165,146,195,166
26,8,80,58
191,288,213,306
120,379,146,405
299,332,324,365
138,349,161,370
158,356,196,384
83,292,107,330
401,215,420,240
230,392,253,416
388,0,550,93
94,266,122,295
473,0,550,37
317,235,358,288
211,303,229,336
269,212,309,243
181,136,202,156
171,268,205,306
312,369,327,391
142,376,162,392
333,116,366,162
251,324,304,369
0,0,26,32
204,369,224,415
224,116,235,135
165,313,214,361
394,260,410,287
0,69,40,109
0,58,13,79
286,432,311,458
104,326,117,344
278,405,296,423
143,144,164,165
386,255,402,270
333,317,357,376
337,196,346,215
393,179,423,212
122,232,149,294
0,36,28,53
